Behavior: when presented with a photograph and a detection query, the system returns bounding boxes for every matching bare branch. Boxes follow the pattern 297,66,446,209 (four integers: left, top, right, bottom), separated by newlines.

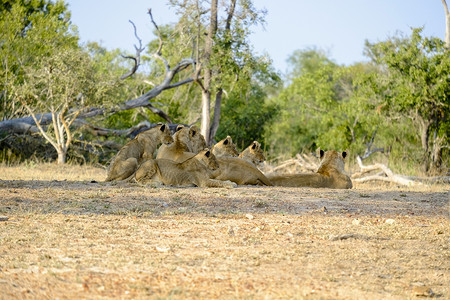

148,9,163,56
120,20,145,80
352,156,420,186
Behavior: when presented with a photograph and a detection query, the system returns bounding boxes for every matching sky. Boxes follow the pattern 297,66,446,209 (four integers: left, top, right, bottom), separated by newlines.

66,0,446,73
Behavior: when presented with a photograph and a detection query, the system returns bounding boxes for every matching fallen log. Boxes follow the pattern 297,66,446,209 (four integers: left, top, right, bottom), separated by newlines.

352,156,420,186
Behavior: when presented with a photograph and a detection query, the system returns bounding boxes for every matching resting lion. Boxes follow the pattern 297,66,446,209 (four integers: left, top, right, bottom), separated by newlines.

211,156,273,186
266,150,352,189
211,136,239,157
135,149,236,188
239,141,265,165
156,125,207,162
105,124,173,182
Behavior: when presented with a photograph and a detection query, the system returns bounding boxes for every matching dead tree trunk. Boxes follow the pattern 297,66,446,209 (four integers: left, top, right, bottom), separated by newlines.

442,0,450,48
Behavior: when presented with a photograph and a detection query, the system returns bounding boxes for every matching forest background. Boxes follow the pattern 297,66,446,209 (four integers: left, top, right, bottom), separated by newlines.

0,0,448,176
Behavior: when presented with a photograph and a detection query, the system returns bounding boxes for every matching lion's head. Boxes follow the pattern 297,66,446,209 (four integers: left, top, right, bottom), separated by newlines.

317,150,348,175
212,136,239,158
188,125,207,153
239,141,265,165
195,149,219,171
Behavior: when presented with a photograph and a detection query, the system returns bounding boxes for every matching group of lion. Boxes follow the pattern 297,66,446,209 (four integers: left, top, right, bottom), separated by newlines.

105,124,352,189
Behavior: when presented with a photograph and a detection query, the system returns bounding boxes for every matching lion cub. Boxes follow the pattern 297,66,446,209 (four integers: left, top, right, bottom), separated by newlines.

239,141,265,165
135,149,236,188
211,136,239,157
209,137,272,186
105,124,173,182
156,125,207,162
267,150,352,189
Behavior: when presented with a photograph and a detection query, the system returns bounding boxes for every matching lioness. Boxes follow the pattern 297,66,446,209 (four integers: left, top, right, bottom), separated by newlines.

266,150,352,189
156,125,207,162
135,149,236,188
239,141,265,165
211,156,273,186
211,136,239,157
105,124,173,182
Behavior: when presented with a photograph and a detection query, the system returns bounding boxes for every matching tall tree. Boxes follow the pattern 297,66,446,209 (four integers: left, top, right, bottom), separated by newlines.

365,28,449,173
169,0,266,145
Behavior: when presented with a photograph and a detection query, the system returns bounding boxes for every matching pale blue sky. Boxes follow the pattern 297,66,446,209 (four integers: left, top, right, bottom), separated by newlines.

67,0,446,73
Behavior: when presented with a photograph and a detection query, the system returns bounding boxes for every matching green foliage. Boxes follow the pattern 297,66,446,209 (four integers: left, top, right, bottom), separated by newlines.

364,28,449,172
0,0,78,119
265,29,448,174
216,84,278,150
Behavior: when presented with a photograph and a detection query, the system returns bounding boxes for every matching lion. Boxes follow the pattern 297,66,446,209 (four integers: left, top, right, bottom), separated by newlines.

211,156,273,186
135,149,236,188
105,124,173,182
266,150,353,189
211,136,239,158
239,141,265,165
156,125,207,162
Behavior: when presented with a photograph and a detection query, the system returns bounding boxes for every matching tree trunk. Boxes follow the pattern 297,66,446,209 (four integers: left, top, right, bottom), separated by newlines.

442,0,450,48
418,116,432,172
209,88,223,144
430,131,443,174
207,0,236,144
200,0,218,145
57,149,66,164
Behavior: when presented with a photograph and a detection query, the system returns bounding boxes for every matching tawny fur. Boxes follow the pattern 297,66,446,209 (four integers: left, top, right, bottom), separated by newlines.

239,141,265,165
211,136,239,158
156,125,207,163
135,149,236,188
266,150,352,189
105,124,173,182
211,156,273,186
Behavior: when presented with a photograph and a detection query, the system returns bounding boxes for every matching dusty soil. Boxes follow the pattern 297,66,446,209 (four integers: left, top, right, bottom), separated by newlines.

0,163,448,299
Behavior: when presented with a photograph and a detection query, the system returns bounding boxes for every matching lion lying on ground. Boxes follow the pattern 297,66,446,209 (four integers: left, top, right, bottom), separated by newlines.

211,156,273,186
239,141,265,166
135,149,236,188
207,137,272,186
105,124,173,182
266,150,352,189
211,136,239,158
156,125,207,162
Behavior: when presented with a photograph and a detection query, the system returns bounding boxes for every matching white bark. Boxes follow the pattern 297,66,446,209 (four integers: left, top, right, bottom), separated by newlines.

352,156,420,186
442,0,450,47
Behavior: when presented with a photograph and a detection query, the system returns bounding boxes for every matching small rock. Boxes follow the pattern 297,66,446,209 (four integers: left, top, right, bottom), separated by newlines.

155,246,171,252
412,286,434,297
0,216,8,222
227,226,235,236
352,219,361,225
320,206,328,213
385,219,396,224
245,214,254,220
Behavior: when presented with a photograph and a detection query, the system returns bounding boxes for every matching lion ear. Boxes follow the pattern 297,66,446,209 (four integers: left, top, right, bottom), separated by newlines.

205,150,211,158
342,151,347,159
319,149,325,159
160,124,166,132
176,125,184,132
251,142,257,150
223,139,229,145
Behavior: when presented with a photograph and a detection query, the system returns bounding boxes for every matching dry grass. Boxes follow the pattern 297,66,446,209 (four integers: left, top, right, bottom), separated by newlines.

0,163,449,299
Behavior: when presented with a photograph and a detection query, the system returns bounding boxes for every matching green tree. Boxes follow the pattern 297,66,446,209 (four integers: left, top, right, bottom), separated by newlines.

167,0,268,144
0,0,76,120
264,49,387,163
3,1,118,164
364,28,449,173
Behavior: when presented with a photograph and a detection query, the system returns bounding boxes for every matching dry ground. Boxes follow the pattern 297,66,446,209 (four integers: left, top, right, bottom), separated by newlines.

0,163,448,299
